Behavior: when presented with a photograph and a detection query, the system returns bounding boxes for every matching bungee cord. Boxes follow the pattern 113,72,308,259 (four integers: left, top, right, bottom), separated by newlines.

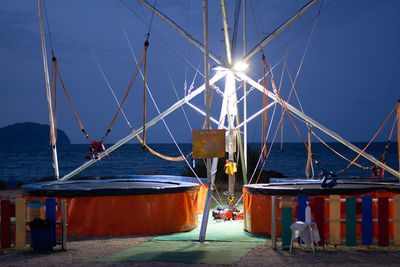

67,0,132,130
114,1,225,207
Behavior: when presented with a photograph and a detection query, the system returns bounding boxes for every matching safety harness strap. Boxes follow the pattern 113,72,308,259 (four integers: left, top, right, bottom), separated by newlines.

102,45,147,142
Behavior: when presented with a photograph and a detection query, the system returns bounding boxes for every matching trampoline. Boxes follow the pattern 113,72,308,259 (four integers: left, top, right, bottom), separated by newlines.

22,175,206,237
243,180,400,242
244,181,400,196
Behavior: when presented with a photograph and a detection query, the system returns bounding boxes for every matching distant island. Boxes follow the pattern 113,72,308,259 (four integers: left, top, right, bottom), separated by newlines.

0,122,71,146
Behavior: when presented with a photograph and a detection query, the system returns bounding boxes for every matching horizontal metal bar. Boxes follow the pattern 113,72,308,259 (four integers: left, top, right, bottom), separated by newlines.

186,102,227,129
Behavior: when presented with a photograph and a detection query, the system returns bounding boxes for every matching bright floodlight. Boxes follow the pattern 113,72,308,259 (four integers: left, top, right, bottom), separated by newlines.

233,61,250,72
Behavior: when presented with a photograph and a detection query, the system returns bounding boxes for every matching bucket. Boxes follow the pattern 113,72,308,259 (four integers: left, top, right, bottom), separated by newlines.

29,218,53,252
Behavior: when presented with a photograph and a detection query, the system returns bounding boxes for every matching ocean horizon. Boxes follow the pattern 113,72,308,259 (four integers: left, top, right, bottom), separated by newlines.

0,142,398,184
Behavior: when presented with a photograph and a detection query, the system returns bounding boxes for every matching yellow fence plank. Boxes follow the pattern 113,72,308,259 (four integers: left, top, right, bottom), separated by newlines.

15,198,26,248
394,195,400,245
329,195,341,245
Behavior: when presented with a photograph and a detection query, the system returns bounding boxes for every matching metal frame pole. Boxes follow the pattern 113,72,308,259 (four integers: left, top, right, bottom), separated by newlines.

199,0,212,243
37,0,59,179
136,0,221,65
243,0,320,62
237,72,400,178
220,0,232,66
243,0,248,171
271,196,277,249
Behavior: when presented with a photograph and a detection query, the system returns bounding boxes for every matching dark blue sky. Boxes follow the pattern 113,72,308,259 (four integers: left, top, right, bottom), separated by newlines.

1,0,399,144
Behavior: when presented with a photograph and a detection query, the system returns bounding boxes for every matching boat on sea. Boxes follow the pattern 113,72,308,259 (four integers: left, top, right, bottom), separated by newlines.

25,0,400,242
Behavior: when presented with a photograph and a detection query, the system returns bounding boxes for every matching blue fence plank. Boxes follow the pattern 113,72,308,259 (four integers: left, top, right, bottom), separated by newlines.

45,198,57,247
297,195,308,222
361,195,373,245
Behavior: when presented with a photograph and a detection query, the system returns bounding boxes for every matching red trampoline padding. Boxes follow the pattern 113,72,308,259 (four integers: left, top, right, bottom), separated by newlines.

26,190,199,236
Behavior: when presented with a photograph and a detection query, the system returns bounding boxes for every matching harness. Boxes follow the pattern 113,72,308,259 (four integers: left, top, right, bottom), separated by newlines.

320,170,337,189
86,141,109,160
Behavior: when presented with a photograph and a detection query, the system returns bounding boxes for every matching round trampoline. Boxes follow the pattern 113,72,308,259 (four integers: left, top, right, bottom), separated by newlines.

22,175,206,237
244,181,400,196
243,180,400,243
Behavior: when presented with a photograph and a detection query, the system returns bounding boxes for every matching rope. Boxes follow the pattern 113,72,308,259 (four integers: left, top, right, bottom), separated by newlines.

120,0,206,82
141,0,157,146
43,0,57,146
261,53,269,158
142,41,149,147
114,0,193,163
255,1,324,160
382,112,398,158
337,102,399,174
102,46,147,142
54,58,90,140
67,0,132,130
265,59,309,149
305,130,315,179
133,131,186,161
42,0,55,55
202,87,215,129
154,42,193,131
50,56,57,146
145,0,157,42
310,129,369,170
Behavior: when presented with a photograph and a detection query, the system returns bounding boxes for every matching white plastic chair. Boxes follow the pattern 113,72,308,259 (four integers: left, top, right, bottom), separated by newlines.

289,202,320,253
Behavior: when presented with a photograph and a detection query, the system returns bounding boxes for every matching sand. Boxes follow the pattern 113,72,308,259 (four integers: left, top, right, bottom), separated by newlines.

1,189,400,266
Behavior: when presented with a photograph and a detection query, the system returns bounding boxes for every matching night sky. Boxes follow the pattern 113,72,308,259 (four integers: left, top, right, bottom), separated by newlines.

1,0,399,145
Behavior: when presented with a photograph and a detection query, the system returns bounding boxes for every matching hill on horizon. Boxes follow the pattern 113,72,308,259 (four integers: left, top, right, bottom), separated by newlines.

0,122,71,146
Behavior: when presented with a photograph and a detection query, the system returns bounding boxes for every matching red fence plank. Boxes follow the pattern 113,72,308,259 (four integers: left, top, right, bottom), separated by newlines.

378,197,389,247
1,200,12,249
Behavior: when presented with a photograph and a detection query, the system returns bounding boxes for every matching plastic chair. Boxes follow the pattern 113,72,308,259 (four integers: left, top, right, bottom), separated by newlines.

290,202,320,253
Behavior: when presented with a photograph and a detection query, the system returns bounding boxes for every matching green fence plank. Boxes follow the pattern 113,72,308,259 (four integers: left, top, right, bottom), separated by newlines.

346,197,357,246
282,206,292,247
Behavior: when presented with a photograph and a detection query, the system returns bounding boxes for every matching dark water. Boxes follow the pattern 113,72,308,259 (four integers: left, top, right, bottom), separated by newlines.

0,142,398,184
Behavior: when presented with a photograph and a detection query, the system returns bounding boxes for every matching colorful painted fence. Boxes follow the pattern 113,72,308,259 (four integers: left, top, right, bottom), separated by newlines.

0,198,67,249
244,191,400,247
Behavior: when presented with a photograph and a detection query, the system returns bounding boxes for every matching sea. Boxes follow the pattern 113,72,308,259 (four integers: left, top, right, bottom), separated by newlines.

0,142,398,184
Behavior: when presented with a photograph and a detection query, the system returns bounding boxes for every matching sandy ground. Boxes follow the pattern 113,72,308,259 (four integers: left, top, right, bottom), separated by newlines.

2,189,400,266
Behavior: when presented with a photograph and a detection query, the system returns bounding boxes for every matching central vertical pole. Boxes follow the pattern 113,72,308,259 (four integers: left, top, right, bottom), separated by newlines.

220,0,237,209
220,0,232,66
243,0,247,171
37,0,59,179
199,0,211,243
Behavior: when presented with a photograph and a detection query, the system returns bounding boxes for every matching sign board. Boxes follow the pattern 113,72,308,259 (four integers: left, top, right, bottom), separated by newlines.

192,129,225,159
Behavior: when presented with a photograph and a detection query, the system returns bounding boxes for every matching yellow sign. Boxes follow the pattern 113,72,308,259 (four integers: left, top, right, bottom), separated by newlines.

192,129,225,159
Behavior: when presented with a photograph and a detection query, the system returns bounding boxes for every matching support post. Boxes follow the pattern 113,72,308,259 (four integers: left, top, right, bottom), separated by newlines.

61,200,67,250
271,196,277,249
397,100,400,181
199,0,211,243
243,0,247,172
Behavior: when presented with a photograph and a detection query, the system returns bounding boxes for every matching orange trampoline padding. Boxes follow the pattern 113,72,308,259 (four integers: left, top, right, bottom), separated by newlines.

26,190,199,236
197,184,208,213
